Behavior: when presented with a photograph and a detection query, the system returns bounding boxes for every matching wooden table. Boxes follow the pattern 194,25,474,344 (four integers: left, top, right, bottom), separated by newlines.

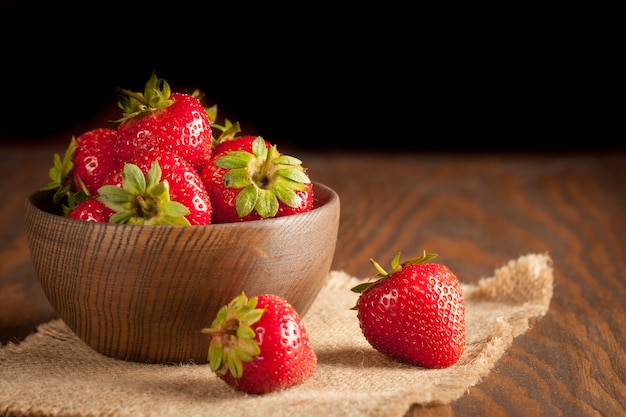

1,122,625,416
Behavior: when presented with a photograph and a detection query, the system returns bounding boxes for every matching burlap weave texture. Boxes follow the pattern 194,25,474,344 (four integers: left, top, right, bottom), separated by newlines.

0,253,554,417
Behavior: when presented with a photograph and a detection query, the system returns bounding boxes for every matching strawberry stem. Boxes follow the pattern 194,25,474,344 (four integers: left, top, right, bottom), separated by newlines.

200,328,238,337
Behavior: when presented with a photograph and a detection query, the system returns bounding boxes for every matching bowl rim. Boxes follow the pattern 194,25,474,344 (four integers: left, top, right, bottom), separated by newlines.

26,181,339,229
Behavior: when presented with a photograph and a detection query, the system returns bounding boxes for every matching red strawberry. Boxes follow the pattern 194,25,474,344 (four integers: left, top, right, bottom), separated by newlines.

68,198,114,222
114,73,212,171
97,158,204,226
72,128,121,196
125,150,212,225
200,136,313,223
201,293,317,394
351,252,466,369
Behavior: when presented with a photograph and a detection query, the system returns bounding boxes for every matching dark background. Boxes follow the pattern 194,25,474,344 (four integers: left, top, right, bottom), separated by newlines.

1,2,621,151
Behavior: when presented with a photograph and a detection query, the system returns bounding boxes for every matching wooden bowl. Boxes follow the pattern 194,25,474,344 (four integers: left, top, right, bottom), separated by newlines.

24,182,340,364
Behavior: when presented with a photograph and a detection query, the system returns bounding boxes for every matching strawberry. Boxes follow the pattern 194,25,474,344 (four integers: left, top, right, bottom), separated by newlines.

351,252,466,369
67,198,114,222
124,149,212,225
200,136,313,223
72,128,121,196
201,293,317,394
97,159,200,226
114,73,212,172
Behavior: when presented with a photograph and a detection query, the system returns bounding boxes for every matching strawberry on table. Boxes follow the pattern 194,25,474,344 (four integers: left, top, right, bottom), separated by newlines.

351,252,466,369
201,293,317,394
115,72,212,172
201,135,313,223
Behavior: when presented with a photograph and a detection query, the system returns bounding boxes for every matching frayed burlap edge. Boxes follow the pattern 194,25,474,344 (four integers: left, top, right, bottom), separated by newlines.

0,253,553,417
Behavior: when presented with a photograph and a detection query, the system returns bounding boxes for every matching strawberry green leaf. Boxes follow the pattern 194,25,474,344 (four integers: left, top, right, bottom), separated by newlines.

122,163,147,195
227,351,244,379
208,338,224,371
157,215,192,226
205,104,218,123
276,167,311,184
97,185,134,209
235,184,259,218
272,183,302,208
238,306,264,324
160,201,191,217
389,252,403,273
145,161,162,189
252,136,270,157
148,181,168,198
109,211,132,224
223,167,255,189
234,345,254,363
239,338,261,357
401,251,438,266
274,154,303,166
236,326,256,340
255,188,279,218
350,282,374,294
215,152,255,169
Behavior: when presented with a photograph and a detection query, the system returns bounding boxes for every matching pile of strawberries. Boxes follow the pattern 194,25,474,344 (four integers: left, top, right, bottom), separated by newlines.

40,73,466,396
44,72,313,226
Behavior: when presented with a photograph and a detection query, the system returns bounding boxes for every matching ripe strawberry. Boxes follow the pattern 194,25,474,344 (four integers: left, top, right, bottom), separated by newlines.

124,149,212,225
351,252,466,369
115,73,212,171
97,159,200,226
201,292,317,394
200,136,313,223
72,128,121,196
68,198,114,222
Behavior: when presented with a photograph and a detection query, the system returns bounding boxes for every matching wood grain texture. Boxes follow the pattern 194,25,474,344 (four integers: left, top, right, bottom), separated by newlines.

1,143,625,416
21,182,338,364
300,150,626,417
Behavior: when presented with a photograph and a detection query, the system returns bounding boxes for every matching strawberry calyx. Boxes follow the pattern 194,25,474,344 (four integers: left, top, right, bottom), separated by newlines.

214,136,311,218
350,251,439,303
211,117,242,147
97,161,192,226
41,136,88,214
200,292,264,379
203,103,242,148
114,72,175,124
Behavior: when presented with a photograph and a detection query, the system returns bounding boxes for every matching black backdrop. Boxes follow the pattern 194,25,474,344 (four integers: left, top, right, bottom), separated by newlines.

1,2,620,151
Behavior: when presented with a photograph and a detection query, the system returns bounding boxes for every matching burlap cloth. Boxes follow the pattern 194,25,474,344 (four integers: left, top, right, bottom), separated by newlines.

1,253,553,417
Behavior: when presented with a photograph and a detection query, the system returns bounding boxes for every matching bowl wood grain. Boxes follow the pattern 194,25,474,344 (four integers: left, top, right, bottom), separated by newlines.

24,182,339,364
